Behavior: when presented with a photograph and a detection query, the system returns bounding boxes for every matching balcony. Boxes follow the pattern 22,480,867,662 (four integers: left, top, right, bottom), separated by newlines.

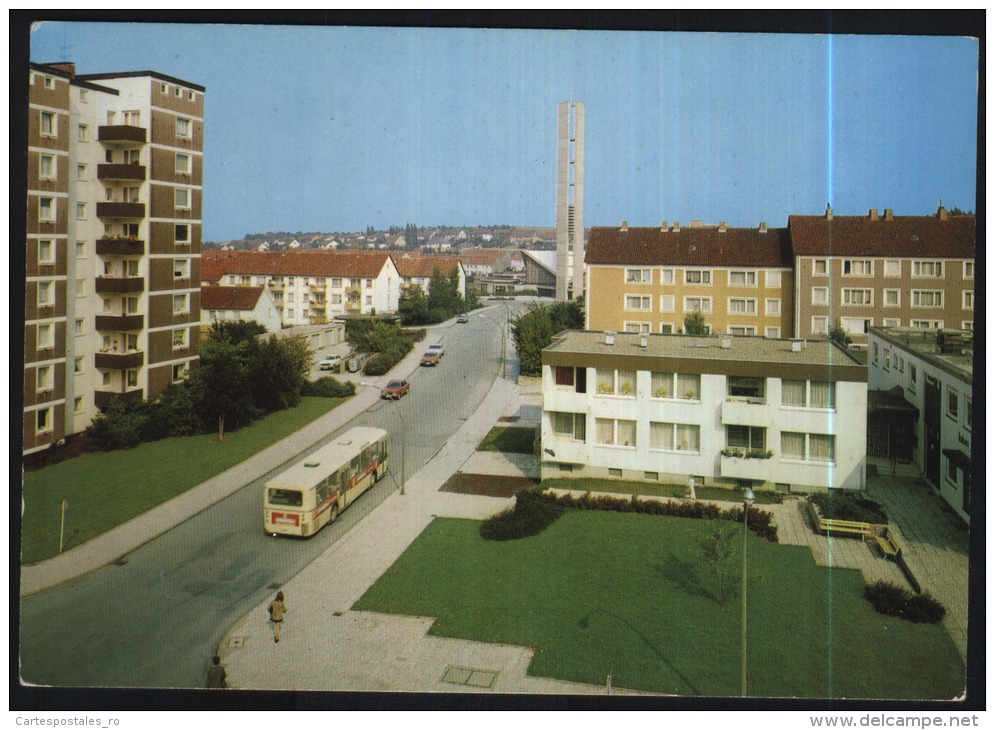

95,276,145,294
346,301,362,312
95,388,144,409
98,125,147,144
721,397,774,427
95,313,144,331
97,202,145,218
97,237,146,256
720,453,774,482
97,163,146,182
95,350,144,370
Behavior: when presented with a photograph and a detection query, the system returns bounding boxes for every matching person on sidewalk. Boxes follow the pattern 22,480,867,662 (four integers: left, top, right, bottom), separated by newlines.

268,591,287,643
205,655,227,688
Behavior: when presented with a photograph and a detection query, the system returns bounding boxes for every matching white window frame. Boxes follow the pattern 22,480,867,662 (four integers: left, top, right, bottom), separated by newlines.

77,163,88,181
780,432,836,464
36,364,54,393
963,261,974,279
727,297,757,315
659,268,675,285
683,296,712,314
550,411,586,442
947,387,959,421
911,319,944,330
175,187,192,210
39,154,56,180
43,75,55,90
912,260,944,278
624,295,651,312
37,322,55,349
595,418,638,448
174,258,191,279
78,124,89,142
841,317,871,335
962,321,973,330
38,239,55,265
172,363,188,383
36,407,53,435
883,318,901,327
625,268,652,284
175,153,192,174
883,289,901,308
962,290,973,310
766,270,782,288
40,111,56,137
175,224,191,244
728,270,757,287
685,269,712,285
37,281,54,307
176,117,192,139
172,328,188,349
39,197,55,222
841,288,873,306
660,323,674,335
911,290,943,308
76,202,86,220
811,287,829,306
649,421,701,453
812,259,828,276
884,260,902,278
728,325,757,336
765,326,781,338
659,294,675,313
765,298,781,316
842,259,873,277
623,321,651,334
173,294,189,314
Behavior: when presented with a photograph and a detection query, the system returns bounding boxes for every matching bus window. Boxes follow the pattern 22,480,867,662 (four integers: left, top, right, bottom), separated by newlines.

268,488,303,507
337,466,349,491
315,477,330,504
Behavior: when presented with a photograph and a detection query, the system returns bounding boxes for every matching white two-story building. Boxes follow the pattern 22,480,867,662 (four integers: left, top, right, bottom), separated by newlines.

541,330,867,492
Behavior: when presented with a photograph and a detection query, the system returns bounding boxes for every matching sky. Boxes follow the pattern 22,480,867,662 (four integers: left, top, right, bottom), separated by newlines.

27,20,980,243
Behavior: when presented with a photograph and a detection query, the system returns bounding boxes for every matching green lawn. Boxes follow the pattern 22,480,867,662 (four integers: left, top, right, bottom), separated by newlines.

21,397,345,564
539,477,784,505
477,426,536,455
353,510,963,699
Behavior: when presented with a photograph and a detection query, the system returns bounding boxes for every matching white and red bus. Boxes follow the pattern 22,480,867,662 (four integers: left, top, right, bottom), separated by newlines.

264,426,389,537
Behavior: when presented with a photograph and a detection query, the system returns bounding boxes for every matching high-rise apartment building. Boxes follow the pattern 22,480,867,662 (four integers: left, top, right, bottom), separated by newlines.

24,62,204,457
555,100,585,301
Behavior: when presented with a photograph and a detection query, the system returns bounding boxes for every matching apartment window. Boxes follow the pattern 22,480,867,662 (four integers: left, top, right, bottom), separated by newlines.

842,288,873,306
843,259,873,276
728,325,757,336
781,432,835,463
766,270,782,288
596,369,636,396
728,270,757,287
173,294,189,314
765,298,780,316
883,318,901,327
36,407,53,434
727,425,766,452
43,75,55,90
350,279,361,288
37,239,55,265
172,363,188,382
872,342,879,365
884,260,902,277
809,316,828,335
962,321,973,330
783,380,835,409
123,110,141,126
77,163,88,181
765,327,780,338
37,281,54,307
841,317,871,335
39,154,56,180
76,203,86,220
175,187,191,210
40,111,56,136
364,295,372,305
813,259,828,276
174,258,190,279
37,323,55,349
37,365,53,392
76,242,86,260
330,278,343,288
175,153,192,174
188,90,196,101
624,322,650,334
946,457,959,486
883,289,901,307
659,268,675,285
728,376,764,400
911,319,943,330
161,83,168,94
684,296,712,313
947,388,959,420
551,411,586,442
176,117,192,138
79,88,88,103
728,298,757,315
911,290,943,308
125,296,139,315
650,422,700,452
74,397,84,414
39,197,55,221
624,295,651,311
811,287,829,306
964,262,974,279
659,295,675,313
685,269,711,285
175,87,182,97
625,268,652,284
102,371,112,386
330,293,341,304
595,418,637,447
912,260,944,278
78,124,89,142
660,323,674,334
173,328,188,349
908,364,918,394
963,291,973,310
175,224,191,244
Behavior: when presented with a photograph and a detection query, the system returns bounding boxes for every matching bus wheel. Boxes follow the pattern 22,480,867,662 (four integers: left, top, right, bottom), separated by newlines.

330,503,339,523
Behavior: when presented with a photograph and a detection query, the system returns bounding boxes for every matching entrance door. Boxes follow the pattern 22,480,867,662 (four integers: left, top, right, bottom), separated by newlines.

924,375,941,488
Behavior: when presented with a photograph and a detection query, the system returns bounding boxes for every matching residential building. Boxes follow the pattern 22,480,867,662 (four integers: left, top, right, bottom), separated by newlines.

541,330,867,492
555,100,585,301
25,62,204,457
457,248,513,278
201,285,282,334
867,326,972,523
201,250,400,326
586,221,794,337
392,253,467,300
790,206,975,344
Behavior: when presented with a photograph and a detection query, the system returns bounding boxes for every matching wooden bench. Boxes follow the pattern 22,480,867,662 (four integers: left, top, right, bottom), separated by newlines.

821,518,875,539
875,532,900,558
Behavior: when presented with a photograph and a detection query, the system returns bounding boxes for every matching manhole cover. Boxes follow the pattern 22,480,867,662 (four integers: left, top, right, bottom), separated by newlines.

442,665,497,689
228,636,246,648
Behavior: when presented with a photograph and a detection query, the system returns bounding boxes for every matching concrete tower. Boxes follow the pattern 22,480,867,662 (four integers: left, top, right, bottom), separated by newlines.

555,100,584,301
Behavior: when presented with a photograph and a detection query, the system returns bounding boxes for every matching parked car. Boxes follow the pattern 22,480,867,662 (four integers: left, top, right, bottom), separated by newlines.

457,313,469,323
347,353,369,373
381,379,410,399
420,351,440,367
428,343,444,358
318,354,342,371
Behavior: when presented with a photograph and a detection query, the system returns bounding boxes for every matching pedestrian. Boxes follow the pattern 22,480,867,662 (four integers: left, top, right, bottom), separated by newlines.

268,591,287,643
205,655,227,689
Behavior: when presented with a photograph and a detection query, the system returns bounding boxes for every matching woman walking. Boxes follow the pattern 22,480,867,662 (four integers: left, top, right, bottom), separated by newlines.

268,591,287,643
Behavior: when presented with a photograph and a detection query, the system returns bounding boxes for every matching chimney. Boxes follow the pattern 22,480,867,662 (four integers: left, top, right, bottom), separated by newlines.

660,221,668,232
718,221,727,233
791,339,803,352
620,220,628,233
605,332,616,346
884,209,894,221
758,221,767,233
720,337,731,349
640,336,648,348
48,62,76,78
672,221,681,233
869,208,879,221
938,205,948,221
825,204,833,221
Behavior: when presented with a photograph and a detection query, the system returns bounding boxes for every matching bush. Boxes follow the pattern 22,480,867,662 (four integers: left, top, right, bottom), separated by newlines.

84,398,155,451
864,581,946,624
480,490,565,540
811,493,888,524
302,377,356,398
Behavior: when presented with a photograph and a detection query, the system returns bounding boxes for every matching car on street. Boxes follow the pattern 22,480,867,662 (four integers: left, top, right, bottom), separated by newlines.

318,354,342,371
420,351,440,366
381,379,410,399
457,313,469,323
428,343,444,358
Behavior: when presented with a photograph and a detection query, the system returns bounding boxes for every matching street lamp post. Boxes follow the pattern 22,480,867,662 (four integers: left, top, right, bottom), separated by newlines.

360,381,405,496
741,486,755,697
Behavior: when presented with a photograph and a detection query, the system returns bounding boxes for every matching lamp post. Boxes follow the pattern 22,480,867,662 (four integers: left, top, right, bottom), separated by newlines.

477,306,509,379
741,486,755,697
360,381,405,496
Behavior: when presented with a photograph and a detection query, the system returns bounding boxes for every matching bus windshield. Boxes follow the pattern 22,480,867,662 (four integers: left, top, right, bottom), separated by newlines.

267,488,303,507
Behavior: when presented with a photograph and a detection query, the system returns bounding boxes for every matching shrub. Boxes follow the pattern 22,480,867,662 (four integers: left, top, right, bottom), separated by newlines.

811,493,888,524
302,377,356,398
864,580,946,624
480,490,565,540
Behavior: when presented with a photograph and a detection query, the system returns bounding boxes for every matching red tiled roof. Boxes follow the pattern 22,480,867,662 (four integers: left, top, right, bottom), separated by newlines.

457,249,509,266
200,285,264,311
586,225,793,268
201,250,394,279
392,254,462,278
788,212,976,258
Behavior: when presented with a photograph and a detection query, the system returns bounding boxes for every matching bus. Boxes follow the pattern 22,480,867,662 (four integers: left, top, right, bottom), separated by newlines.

264,426,389,537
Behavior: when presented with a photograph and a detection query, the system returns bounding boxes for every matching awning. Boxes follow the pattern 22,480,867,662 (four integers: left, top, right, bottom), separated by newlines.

868,386,919,416
942,448,971,473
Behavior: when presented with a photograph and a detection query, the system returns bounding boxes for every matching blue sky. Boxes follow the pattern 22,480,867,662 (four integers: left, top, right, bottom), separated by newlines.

29,22,979,242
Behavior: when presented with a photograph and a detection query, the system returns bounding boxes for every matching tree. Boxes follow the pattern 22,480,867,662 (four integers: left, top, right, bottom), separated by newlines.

683,311,709,335
427,266,462,323
510,300,584,376
699,526,739,606
398,285,429,325
210,319,267,344
191,336,257,440
248,334,311,414
828,319,853,348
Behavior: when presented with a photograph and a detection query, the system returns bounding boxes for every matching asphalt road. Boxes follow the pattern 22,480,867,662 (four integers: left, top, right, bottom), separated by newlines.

18,306,519,689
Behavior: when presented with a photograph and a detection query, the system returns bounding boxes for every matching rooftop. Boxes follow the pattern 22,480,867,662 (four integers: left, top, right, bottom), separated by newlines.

869,327,973,380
